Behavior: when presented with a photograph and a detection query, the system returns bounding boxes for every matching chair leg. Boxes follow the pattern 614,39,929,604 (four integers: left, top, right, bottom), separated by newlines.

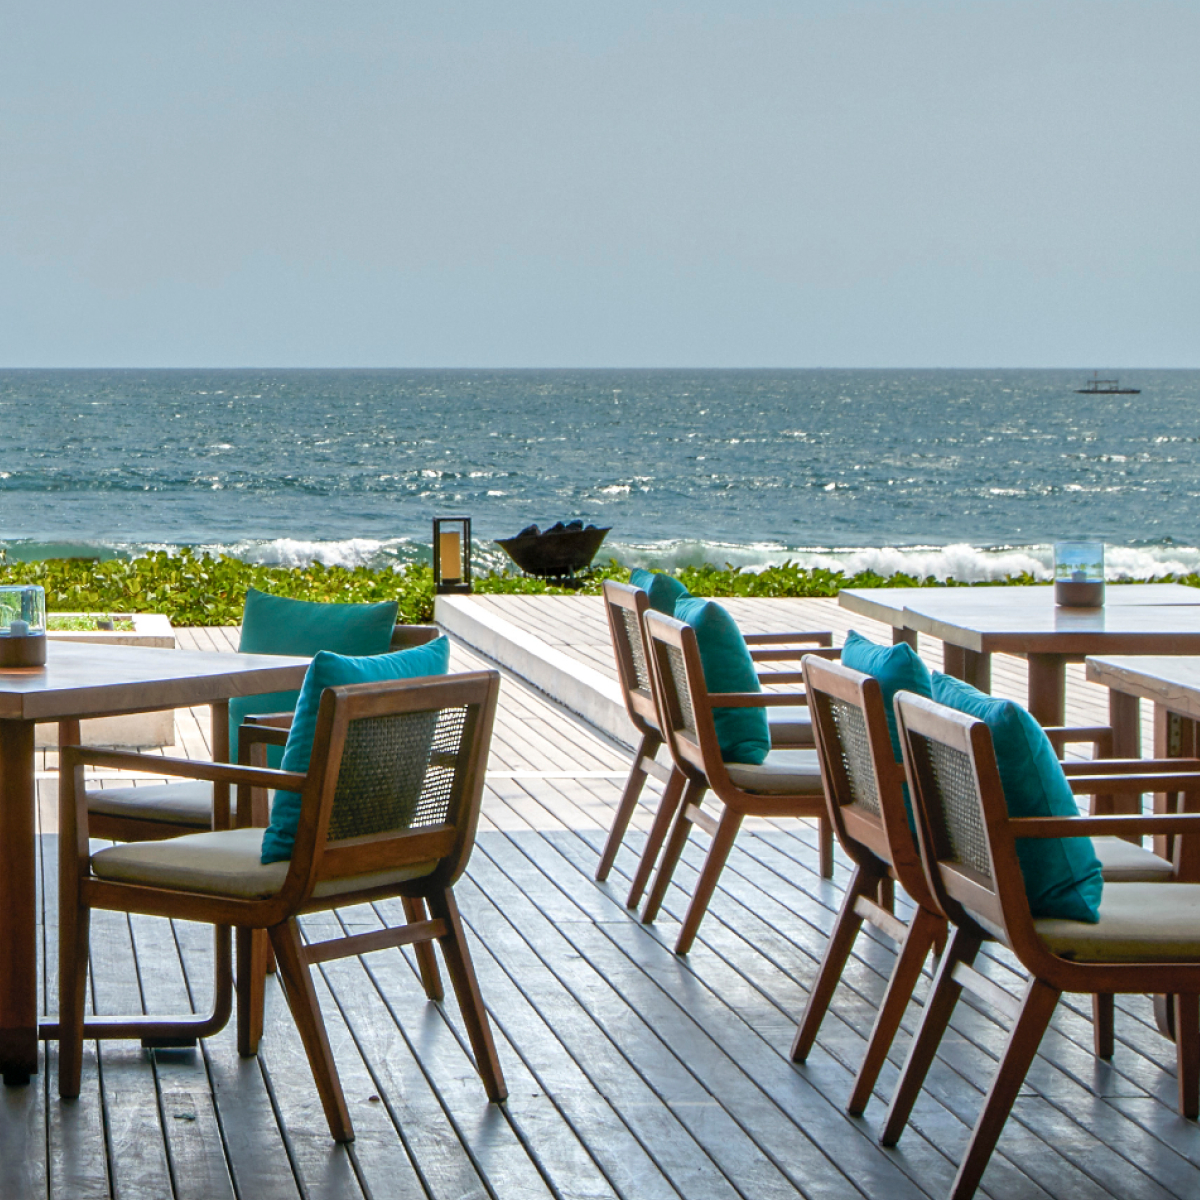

268,919,354,1143
1174,994,1199,1119
949,978,1060,1200
427,888,507,1103
675,807,742,956
57,893,91,1100
792,863,879,1063
818,814,834,879
403,896,444,1001
849,906,946,1116
597,733,660,883
626,767,687,910
641,778,704,925
236,927,267,1057
1092,993,1115,1060
882,926,982,1147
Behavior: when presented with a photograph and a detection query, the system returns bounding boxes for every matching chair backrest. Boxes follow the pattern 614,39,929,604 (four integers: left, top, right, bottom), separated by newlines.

642,609,729,788
802,656,937,910
278,670,500,908
603,581,660,737
893,691,1019,943
389,624,441,652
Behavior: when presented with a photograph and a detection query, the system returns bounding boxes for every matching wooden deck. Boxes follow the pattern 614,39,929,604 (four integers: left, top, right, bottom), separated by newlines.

5,616,1197,1199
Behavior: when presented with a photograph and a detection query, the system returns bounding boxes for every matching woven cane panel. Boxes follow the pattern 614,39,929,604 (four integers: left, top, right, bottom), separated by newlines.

829,698,880,816
326,705,468,841
921,736,992,880
619,608,651,691
664,644,697,735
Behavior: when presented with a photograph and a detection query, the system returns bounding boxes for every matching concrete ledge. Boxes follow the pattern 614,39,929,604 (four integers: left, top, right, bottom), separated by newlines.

436,595,634,747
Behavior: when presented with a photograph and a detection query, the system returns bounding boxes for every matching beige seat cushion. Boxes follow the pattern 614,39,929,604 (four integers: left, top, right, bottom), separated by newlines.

1093,836,1175,883
87,781,221,828
726,748,824,795
1035,881,1200,962
91,827,437,901
766,706,814,748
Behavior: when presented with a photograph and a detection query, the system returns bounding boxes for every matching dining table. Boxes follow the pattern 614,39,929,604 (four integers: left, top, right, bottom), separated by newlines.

839,582,1200,757
0,640,310,1085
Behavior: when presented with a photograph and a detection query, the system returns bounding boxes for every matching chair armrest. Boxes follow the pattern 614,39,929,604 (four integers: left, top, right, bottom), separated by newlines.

1043,725,1113,757
239,723,290,749
710,691,809,708
744,631,833,646
242,712,294,730
1063,758,1200,775
754,670,807,685
60,746,307,793
1010,813,1200,838
1066,772,1200,795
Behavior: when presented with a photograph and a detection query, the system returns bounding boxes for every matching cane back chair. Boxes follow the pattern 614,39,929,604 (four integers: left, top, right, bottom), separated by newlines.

58,670,506,1143
70,624,441,1048
791,656,949,1112
597,581,831,908
887,691,1200,1200
639,611,834,956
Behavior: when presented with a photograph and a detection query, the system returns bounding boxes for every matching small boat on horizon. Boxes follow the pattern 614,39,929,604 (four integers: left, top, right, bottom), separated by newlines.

1075,372,1140,395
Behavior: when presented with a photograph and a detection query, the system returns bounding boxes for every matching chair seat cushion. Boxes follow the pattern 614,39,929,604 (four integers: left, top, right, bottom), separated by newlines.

629,568,690,614
767,705,815,748
931,672,1103,923
92,827,438,901
674,598,770,765
1035,881,1200,962
726,748,824,794
1093,837,1175,883
261,637,453,863
230,587,400,764
87,781,218,828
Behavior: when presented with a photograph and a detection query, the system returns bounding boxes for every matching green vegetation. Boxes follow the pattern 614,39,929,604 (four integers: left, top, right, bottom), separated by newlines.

0,550,1194,627
46,614,135,632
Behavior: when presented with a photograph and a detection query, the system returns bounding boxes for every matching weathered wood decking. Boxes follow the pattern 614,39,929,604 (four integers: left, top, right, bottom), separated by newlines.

4,607,1197,1199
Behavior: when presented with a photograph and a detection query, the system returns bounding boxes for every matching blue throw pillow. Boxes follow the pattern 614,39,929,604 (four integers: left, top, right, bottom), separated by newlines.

260,636,451,863
673,597,769,764
629,568,691,615
231,588,399,766
931,672,1103,923
841,630,933,762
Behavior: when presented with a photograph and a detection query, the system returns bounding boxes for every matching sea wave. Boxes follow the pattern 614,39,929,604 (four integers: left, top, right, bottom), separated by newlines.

5,535,1200,584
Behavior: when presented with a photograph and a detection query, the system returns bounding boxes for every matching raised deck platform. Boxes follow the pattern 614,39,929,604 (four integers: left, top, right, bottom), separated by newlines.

5,612,1191,1199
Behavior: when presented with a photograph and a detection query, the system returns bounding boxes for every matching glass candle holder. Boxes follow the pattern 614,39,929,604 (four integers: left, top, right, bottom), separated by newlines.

1054,542,1105,608
0,585,47,666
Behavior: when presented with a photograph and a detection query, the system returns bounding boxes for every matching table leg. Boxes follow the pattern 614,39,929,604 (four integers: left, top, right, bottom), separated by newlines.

0,720,37,1085
892,628,918,650
211,699,230,829
1026,654,1066,727
1109,690,1141,760
942,645,991,692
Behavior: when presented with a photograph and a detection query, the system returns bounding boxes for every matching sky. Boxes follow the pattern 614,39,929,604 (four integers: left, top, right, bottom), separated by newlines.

1,1,1196,368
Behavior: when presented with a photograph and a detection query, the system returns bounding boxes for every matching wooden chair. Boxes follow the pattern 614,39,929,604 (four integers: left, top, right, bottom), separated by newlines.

596,580,831,909
639,610,834,956
886,691,1200,1200
73,624,440,1046
58,670,506,1143
789,657,948,1114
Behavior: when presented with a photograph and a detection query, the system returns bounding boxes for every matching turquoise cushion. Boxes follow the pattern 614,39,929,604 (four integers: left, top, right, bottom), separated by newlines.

673,597,769,765
840,630,933,762
629,568,690,615
231,588,398,766
260,636,451,863
931,673,1103,923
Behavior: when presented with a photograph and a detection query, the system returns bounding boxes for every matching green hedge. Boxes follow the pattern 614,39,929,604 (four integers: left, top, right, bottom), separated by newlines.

0,550,1194,626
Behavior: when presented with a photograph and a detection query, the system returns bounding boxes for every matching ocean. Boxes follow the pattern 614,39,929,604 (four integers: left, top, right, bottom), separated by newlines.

2,368,1198,583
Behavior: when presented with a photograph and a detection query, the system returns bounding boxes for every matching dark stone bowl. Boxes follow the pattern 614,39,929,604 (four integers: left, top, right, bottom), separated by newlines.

495,527,612,578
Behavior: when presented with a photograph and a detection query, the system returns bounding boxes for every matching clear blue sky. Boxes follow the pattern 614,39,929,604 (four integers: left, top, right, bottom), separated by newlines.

1,1,1195,368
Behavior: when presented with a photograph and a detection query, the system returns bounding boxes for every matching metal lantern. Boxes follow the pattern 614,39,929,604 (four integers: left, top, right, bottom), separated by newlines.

0,585,47,667
433,517,472,595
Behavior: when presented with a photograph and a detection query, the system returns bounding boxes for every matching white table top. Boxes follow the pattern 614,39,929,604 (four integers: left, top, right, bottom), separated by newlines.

1086,655,1200,722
